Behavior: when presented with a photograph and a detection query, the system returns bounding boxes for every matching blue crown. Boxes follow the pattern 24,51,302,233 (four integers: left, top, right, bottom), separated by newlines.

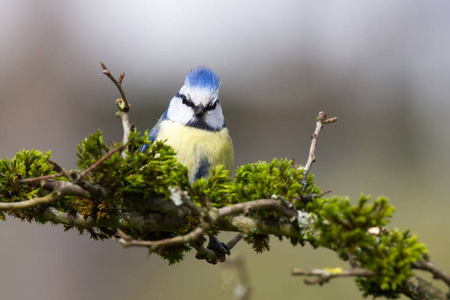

185,67,220,91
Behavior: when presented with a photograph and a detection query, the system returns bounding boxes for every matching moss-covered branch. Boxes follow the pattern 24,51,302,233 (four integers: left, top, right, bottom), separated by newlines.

0,128,448,299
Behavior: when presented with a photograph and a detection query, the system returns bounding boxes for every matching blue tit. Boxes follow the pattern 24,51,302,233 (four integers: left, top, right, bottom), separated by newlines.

143,67,234,183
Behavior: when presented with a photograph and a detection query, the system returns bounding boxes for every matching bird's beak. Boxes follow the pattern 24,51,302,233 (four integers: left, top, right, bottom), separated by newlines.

194,104,205,117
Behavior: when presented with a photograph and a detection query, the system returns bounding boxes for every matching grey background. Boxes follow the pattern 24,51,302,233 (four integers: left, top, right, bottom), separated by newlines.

1,1,449,299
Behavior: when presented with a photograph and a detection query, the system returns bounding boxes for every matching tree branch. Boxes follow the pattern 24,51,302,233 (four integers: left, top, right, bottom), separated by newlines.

402,276,449,300
291,260,450,299
42,206,189,232
116,198,296,251
292,267,374,285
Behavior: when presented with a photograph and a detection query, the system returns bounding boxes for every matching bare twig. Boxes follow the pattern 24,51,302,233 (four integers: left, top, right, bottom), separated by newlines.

413,259,450,288
301,111,337,191
100,62,132,156
292,267,373,285
0,193,59,210
99,62,129,111
18,174,57,183
117,225,209,251
117,209,244,252
228,233,244,249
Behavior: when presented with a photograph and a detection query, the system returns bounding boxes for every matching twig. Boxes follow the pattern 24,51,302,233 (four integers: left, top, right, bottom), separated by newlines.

99,62,129,111
18,159,71,183
117,225,208,251
79,143,127,178
413,259,450,288
292,267,373,285
100,62,132,157
18,174,57,183
228,233,244,249
0,181,90,211
301,111,337,191
0,193,59,210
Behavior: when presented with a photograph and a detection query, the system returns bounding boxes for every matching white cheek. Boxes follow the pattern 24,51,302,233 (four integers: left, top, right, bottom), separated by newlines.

205,104,225,129
167,99,194,125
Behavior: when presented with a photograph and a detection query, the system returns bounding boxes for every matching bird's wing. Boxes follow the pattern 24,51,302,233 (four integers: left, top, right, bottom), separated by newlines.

142,110,168,152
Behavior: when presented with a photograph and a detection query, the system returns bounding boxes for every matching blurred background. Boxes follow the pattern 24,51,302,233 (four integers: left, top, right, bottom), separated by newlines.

1,1,450,299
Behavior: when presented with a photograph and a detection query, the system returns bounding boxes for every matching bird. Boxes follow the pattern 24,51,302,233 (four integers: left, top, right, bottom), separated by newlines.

142,67,234,262
142,66,234,184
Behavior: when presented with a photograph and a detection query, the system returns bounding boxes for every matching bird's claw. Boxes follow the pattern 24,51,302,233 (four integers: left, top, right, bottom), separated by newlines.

208,235,230,262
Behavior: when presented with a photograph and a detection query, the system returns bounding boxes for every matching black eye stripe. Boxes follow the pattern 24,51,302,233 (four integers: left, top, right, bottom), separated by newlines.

176,93,218,111
177,93,195,108
205,100,218,111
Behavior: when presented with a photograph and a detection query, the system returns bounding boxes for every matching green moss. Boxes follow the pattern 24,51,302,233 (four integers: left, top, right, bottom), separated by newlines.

189,165,233,207
76,129,190,204
313,195,427,298
0,149,55,222
232,159,313,204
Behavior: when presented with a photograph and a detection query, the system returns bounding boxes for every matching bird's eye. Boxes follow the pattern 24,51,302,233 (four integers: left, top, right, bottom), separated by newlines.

179,94,194,108
206,99,218,111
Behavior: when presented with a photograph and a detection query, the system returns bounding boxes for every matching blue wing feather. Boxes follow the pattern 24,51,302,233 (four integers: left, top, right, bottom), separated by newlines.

142,110,168,152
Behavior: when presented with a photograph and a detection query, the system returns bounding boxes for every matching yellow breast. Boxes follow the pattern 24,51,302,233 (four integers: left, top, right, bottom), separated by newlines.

156,121,234,181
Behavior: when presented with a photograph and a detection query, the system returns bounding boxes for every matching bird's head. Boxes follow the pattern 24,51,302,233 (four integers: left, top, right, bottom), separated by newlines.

166,67,225,131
